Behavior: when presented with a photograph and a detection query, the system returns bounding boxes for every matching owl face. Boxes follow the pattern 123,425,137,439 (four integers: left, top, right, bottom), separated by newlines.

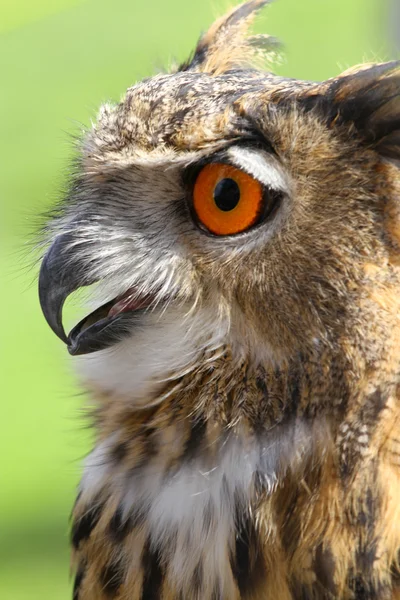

39,1,400,401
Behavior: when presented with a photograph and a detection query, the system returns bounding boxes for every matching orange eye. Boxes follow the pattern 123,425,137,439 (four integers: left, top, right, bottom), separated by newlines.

192,163,264,236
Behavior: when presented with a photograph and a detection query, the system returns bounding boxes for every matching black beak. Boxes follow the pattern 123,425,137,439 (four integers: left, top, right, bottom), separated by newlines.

38,234,97,346
39,233,106,346
38,234,145,355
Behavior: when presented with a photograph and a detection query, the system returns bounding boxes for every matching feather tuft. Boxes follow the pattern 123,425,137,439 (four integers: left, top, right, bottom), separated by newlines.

178,0,278,75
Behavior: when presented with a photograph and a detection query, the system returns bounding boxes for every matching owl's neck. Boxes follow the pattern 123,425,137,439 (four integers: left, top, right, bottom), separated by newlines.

71,344,400,599
72,355,332,598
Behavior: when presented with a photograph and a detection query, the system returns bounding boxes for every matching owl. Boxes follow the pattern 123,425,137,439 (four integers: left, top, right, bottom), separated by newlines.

38,1,400,598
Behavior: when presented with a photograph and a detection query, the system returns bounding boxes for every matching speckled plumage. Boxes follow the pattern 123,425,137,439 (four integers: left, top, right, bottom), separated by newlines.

38,1,400,598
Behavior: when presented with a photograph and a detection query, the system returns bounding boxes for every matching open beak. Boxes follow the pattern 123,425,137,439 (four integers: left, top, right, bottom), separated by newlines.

38,235,153,355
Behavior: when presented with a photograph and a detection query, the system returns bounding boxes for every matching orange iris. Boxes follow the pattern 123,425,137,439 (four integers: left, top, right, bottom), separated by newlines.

192,163,264,235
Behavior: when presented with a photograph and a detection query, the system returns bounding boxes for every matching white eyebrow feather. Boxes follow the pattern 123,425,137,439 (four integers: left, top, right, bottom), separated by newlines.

227,146,289,191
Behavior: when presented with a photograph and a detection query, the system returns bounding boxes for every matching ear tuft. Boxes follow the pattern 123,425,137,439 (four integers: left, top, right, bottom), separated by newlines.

327,62,400,159
178,0,279,75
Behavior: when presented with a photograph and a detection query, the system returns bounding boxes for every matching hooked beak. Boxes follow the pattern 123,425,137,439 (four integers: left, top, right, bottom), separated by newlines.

38,234,83,344
38,235,152,355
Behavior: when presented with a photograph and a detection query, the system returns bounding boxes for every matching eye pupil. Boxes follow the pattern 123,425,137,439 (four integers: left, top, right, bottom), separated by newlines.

213,178,240,212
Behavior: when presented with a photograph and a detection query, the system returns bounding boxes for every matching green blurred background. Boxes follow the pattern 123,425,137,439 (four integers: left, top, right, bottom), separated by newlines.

0,0,394,598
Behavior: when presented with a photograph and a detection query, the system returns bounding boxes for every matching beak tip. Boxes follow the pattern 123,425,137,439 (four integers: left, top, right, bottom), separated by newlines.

38,241,70,345
38,277,68,344
38,234,99,348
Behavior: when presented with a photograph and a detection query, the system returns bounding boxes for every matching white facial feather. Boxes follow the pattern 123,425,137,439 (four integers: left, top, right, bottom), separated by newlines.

76,304,229,404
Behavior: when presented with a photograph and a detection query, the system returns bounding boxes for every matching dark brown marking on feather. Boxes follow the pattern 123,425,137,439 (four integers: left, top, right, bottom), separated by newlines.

364,388,387,421
110,441,128,463
130,500,149,530
349,575,374,600
351,486,381,595
313,544,337,596
393,569,400,583
291,584,314,600
348,568,392,600
253,374,272,430
191,561,204,596
131,427,159,473
356,538,378,575
128,426,159,478
100,558,125,597
339,451,353,479
280,488,301,556
356,487,374,529
108,505,132,543
71,499,104,549
256,375,269,399
73,565,85,600
288,364,302,409
391,550,400,586
182,414,207,461
142,426,158,445
141,540,163,600
230,511,266,596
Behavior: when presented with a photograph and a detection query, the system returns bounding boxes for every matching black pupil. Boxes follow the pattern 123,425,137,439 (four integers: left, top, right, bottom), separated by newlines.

213,178,240,212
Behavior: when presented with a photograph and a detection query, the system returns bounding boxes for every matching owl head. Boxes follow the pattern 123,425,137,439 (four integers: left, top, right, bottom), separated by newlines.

39,0,400,405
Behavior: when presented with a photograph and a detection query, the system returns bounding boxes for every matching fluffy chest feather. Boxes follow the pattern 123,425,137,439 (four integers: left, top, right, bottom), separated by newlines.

73,404,328,599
